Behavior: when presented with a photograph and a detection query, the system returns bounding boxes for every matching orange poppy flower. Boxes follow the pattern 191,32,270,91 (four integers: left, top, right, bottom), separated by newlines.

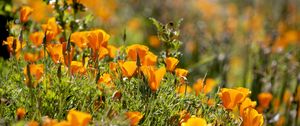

97,73,115,89
42,116,58,126
257,92,273,109
176,84,192,95
70,31,88,49
165,57,179,72
67,109,92,126
20,6,33,23
29,31,44,47
193,78,217,95
141,66,166,91
149,35,160,48
16,107,26,120
125,111,143,126
47,43,64,64
107,45,118,58
97,46,109,60
120,61,137,77
27,121,39,126
86,29,110,51
181,116,207,126
175,68,188,78
239,98,257,116
23,64,44,88
42,17,62,42
24,52,40,63
142,51,157,66
3,36,25,59
70,61,86,75
126,44,149,61
241,108,264,126
218,87,251,110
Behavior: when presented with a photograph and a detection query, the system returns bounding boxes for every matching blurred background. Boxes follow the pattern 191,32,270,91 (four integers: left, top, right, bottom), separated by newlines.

1,0,300,125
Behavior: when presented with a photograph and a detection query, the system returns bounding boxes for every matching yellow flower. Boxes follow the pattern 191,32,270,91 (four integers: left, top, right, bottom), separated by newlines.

120,61,137,77
239,98,257,116
141,66,166,91
29,31,44,47
16,107,26,120
126,44,149,61
20,6,33,23
125,111,143,126
193,78,217,95
165,57,179,72
23,64,44,88
258,92,273,109
181,116,207,126
218,87,251,110
67,109,92,126
47,43,64,64
242,108,264,126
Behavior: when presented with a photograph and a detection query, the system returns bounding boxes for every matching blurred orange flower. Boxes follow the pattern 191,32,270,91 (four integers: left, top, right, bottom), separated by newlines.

218,87,251,110
149,35,160,48
47,43,64,64
107,45,118,58
181,116,207,126
16,107,26,120
165,57,179,72
258,92,273,109
23,64,44,88
42,17,62,42
176,84,192,95
97,73,115,90
29,31,44,47
27,121,39,126
24,52,40,63
70,61,86,75
20,6,33,23
126,44,149,61
141,66,166,91
241,108,264,126
193,78,216,95
120,61,137,77
67,109,92,126
125,111,143,126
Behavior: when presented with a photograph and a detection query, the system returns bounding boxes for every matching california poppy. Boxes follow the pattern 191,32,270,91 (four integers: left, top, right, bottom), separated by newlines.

29,31,44,47
218,87,251,110
67,109,92,126
20,6,33,23
107,45,118,58
23,64,44,88
3,36,25,59
47,43,64,64
241,108,264,126
70,31,88,49
176,84,192,95
142,51,157,66
120,61,137,77
24,52,40,63
239,98,257,116
165,57,179,72
125,111,143,126
175,68,188,78
97,73,115,90
126,44,149,61
193,78,217,95
70,61,86,75
141,66,166,91
257,92,273,109
16,107,26,120
87,29,110,51
42,17,62,42
181,116,207,126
